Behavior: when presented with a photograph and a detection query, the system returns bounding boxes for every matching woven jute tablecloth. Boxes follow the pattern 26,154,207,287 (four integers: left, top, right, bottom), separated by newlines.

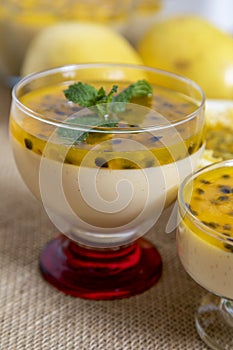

0,81,209,349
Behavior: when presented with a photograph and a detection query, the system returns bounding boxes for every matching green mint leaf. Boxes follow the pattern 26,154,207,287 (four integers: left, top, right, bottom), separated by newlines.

64,82,99,107
111,79,152,113
131,79,153,98
64,83,119,117
114,80,152,102
95,85,118,115
97,85,118,104
96,87,106,102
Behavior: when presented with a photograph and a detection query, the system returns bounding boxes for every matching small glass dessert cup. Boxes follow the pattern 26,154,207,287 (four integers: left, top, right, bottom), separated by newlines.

177,159,233,350
9,63,205,299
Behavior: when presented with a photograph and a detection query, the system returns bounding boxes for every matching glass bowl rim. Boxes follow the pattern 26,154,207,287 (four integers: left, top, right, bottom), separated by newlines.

178,158,233,245
12,62,206,134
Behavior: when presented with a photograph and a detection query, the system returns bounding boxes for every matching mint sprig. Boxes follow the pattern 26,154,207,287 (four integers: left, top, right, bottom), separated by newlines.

60,79,152,143
64,82,118,107
64,79,152,115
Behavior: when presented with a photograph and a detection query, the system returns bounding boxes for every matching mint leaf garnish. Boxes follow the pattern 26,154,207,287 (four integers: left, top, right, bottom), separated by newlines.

60,79,153,143
64,80,152,115
64,83,118,107
64,82,98,106
114,79,152,102
111,79,152,113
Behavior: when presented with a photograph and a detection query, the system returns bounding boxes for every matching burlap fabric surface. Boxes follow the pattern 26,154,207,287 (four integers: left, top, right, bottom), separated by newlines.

0,82,209,349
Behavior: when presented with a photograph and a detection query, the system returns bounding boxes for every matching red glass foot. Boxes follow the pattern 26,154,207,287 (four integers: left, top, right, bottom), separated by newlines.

39,234,162,300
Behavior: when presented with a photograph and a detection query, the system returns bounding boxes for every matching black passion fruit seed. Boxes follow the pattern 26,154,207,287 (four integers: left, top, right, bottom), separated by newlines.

223,224,232,231
222,174,231,179
200,179,211,185
24,138,33,150
196,188,205,195
95,157,109,168
219,185,232,194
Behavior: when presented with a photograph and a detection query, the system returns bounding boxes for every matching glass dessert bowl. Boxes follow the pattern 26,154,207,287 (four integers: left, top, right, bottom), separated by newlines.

177,159,233,350
9,63,205,299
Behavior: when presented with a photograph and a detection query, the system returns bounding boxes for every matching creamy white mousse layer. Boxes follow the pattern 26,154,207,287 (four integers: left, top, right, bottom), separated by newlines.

177,220,233,299
12,137,203,247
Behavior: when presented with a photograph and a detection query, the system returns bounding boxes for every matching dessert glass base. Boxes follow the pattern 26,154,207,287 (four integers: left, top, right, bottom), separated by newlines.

39,234,162,300
195,294,233,350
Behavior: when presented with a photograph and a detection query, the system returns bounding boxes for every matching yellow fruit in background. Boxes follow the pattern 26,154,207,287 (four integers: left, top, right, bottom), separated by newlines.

21,21,144,77
137,15,233,99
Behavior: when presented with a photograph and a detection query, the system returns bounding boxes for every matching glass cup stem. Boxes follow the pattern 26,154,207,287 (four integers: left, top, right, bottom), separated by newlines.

195,294,233,350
